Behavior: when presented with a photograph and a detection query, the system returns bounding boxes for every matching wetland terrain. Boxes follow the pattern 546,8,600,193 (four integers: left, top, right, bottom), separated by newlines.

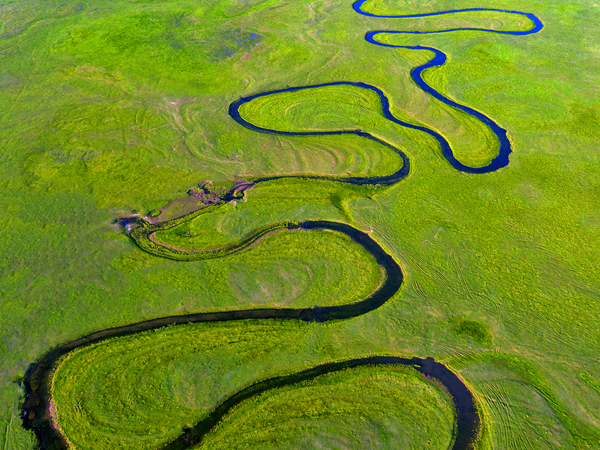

1,0,600,449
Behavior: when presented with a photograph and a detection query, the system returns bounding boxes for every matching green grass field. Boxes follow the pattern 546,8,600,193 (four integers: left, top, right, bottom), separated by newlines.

194,364,456,449
2,0,600,448
50,323,456,450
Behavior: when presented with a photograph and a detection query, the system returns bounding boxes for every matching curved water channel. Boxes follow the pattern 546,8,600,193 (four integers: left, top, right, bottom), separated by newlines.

22,2,543,449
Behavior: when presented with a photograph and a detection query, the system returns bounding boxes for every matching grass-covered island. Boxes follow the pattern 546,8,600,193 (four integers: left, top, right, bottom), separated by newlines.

1,0,600,449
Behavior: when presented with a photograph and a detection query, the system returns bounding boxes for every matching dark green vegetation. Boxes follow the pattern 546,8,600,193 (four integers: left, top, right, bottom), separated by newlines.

2,0,600,449
452,317,492,347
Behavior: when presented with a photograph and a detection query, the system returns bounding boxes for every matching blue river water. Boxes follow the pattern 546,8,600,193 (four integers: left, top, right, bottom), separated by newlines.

230,1,544,174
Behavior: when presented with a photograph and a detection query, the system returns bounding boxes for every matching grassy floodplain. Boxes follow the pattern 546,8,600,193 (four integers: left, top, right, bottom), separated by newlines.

50,323,456,450
147,224,386,309
1,0,600,448
195,364,455,449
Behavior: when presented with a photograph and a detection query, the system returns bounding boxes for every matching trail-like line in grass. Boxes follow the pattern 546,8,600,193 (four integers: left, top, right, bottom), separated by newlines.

22,3,545,449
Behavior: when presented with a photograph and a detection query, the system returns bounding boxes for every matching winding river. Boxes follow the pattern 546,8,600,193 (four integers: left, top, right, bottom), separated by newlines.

22,2,543,449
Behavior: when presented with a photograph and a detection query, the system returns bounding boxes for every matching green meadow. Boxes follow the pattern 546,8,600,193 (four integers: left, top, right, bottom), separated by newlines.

50,323,455,450
1,0,600,448
195,364,455,449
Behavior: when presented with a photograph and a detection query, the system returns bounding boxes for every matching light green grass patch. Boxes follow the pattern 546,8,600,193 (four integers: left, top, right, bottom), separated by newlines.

50,321,313,450
196,364,456,450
